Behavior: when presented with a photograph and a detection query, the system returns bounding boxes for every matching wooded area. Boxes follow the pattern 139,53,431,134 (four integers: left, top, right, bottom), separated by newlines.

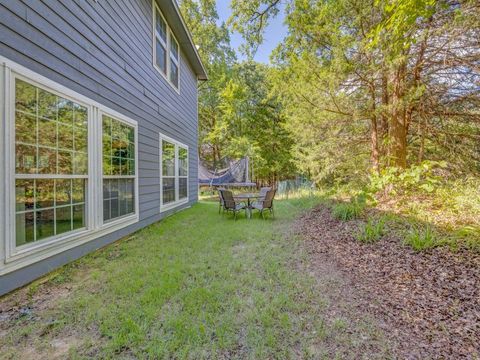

182,0,479,244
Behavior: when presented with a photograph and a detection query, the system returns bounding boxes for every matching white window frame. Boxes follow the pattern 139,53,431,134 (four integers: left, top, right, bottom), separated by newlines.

0,56,139,276
99,110,139,227
152,1,181,93
159,133,189,212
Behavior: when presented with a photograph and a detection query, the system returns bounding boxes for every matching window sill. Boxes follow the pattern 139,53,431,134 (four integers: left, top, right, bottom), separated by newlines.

160,198,189,213
1,214,139,275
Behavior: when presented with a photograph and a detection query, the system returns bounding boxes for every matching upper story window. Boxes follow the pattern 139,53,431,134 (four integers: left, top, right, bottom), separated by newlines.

153,2,180,92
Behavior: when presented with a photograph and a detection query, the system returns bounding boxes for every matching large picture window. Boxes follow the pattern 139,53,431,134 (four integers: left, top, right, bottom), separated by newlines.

102,115,136,222
14,79,88,247
153,2,180,91
3,62,139,266
160,135,189,210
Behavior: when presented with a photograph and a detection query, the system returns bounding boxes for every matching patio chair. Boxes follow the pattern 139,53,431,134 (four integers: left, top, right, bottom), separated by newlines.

217,187,226,214
252,189,276,219
258,186,272,201
220,189,247,220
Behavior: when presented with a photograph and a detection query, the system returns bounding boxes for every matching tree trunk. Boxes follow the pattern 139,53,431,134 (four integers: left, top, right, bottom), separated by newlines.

388,65,408,168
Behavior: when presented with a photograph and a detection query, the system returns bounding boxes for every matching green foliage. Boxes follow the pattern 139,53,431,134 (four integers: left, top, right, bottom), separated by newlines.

332,197,365,221
356,218,386,243
368,161,448,195
403,226,437,251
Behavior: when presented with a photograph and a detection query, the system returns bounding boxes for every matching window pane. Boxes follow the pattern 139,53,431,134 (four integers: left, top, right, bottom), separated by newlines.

15,79,37,114
15,112,37,145
170,62,179,88
179,178,188,200
36,209,55,241
38,88,57,120
38,147,56,174
72,179,85,204
73,152,87,175
38,118,57,148
162,141,175,176
170,38,179,60
162,178,175,204
16,144,37,174
179,147,188,176
73,103,88,128
57,150,73,174
56,206,72,235
74,127,87,153
16,212,35,247
16,180,34,212
57,99,73,124
58,123,73,150
73,204,85,230
56,179,71,206
103,179,134,222
36,179,55,209
156,11,167,42
156,40,167,74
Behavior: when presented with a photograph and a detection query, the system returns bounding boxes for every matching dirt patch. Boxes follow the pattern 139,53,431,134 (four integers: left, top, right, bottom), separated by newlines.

296,205,480,359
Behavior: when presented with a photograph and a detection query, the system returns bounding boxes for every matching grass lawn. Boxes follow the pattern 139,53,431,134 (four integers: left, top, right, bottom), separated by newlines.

0,197,390,359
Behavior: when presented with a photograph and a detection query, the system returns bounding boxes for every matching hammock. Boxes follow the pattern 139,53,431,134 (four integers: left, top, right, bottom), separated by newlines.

199,157,255,187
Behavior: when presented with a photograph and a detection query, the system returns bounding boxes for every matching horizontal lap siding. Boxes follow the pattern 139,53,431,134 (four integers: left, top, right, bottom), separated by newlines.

0,0,199,214
0,0,200,293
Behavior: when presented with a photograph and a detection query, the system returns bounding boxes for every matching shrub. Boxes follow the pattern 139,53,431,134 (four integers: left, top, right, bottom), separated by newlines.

356,218,385,243
403,226,437,251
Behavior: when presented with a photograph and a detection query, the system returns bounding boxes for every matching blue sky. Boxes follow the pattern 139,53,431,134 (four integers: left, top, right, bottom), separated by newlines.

215,1,288,64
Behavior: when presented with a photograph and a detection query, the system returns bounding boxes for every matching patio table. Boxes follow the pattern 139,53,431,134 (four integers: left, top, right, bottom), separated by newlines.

234,193,261,219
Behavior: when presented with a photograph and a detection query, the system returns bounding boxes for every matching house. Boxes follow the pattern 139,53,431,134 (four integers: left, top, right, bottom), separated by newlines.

0,0,207,295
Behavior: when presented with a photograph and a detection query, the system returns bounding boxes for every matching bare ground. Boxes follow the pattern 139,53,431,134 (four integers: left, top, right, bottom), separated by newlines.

296,204,480,359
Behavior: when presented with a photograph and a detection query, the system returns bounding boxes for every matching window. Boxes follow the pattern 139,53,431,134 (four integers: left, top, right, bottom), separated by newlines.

154,9,167,75
2,59,139,267
14,79,88,247
160,134,189,210
153,2,180,91
102,115,136,222
170,38,179,88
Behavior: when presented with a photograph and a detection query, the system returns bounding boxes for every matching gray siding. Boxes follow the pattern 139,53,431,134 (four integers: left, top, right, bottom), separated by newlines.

0,0,199,295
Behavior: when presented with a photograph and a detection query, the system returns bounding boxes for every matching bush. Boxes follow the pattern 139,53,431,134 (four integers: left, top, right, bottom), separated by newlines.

403,226,437,251
356,218,385,243
332,198,365,221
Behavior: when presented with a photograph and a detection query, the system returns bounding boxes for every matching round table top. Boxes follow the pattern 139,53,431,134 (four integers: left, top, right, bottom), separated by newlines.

234,193,260,199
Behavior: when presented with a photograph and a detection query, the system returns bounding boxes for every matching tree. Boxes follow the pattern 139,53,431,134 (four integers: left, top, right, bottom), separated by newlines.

230,0,480,184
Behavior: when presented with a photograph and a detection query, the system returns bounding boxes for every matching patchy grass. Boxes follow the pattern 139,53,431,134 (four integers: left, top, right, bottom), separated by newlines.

403,226,439,251
356,217,386,244
0,196,389,359
332,201,364,221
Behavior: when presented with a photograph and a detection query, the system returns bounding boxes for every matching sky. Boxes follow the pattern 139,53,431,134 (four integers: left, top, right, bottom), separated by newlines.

215,1,288,64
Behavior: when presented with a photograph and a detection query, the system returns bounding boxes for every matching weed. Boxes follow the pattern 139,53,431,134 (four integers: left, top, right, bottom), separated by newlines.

403,226,437,251
356,218,385,243
332,200,364,221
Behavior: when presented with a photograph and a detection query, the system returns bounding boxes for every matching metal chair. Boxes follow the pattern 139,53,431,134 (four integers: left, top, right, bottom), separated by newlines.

217,187,226,214
258,186,272,201
251,189,276,219
220,189,247,220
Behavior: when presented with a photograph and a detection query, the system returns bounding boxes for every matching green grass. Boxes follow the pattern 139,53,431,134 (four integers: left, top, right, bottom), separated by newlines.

403,226,438,251
1,196,391,359
356,217,385,244
332,201,364,221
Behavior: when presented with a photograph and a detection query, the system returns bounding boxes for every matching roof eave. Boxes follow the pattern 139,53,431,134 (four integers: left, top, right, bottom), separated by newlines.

157,0,208,81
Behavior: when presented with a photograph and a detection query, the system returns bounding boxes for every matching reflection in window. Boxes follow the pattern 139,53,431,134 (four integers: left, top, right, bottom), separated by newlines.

14,79,88,247
161,139,188,206
102,115,135,222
